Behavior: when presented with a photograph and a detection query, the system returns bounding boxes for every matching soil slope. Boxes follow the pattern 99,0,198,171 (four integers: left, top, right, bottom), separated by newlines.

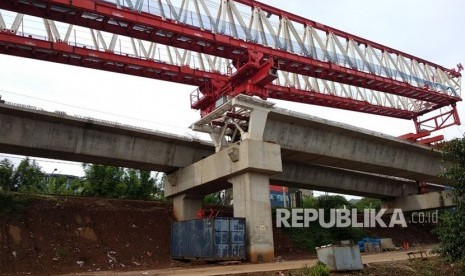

0,195,437,275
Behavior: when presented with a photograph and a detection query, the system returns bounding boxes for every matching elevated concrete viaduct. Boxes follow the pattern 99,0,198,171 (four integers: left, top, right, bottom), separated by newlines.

0,102,433,199
0,97,452,263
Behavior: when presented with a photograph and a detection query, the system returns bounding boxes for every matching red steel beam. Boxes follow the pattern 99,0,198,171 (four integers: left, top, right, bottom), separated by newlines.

265,84,416,119
0,31,416,120
0,32,225,88
419,135,445,145
398,131,430,141
0,0,460,107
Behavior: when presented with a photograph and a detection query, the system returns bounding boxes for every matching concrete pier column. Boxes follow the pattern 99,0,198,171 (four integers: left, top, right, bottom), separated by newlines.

167,96,282,262
230,172,274,263
172,193,203,221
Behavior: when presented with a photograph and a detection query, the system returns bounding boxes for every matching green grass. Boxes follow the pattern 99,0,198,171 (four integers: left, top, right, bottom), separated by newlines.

292,262,330,276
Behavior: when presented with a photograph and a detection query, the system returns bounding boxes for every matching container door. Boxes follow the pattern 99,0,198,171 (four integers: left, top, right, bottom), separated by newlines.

214,218,230,259
171,222,181,258
200,218,213,258
230,218,245,259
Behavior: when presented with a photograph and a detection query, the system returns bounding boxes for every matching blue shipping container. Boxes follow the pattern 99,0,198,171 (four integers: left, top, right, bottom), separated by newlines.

171,217,246,261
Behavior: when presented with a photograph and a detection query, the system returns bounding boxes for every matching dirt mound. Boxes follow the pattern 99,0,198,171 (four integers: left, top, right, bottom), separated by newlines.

1,196,175,275
367,222,437,246
1,195,309,276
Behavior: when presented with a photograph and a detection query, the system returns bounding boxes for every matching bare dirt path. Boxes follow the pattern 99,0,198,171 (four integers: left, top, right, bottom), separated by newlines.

59,246,435,276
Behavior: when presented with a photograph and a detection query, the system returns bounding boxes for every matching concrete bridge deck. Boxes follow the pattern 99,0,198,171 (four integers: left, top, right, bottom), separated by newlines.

0,102,445,198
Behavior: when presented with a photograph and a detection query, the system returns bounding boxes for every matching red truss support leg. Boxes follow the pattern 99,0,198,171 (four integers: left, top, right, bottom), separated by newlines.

400,104,461,145
414,104,461,134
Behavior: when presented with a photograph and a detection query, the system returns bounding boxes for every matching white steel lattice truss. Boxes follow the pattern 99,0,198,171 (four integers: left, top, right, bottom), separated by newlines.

0,0,461,115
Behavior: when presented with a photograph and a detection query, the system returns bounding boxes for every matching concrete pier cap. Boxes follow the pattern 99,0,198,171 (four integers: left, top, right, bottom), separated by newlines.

166,95,281,262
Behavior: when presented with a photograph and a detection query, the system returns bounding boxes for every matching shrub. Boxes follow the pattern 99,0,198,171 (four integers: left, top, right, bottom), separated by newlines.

295,262,330,276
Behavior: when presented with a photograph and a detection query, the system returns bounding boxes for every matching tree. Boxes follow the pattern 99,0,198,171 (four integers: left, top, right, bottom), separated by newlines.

316,194,352,209
0,158,164,200
41,175,82,196
0,159,14,192
139,171,163,199
354,197,382,212
302,195,317,208
123,169,159,200
81,164,125,198
0,157,47,194
12,158,45,193
81,164,162,199
283,195,366,252
203,193,222,205
67,178,85,196
435,138,465,262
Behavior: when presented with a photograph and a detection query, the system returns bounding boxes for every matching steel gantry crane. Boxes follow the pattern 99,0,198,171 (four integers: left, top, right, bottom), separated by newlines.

0,0,461,144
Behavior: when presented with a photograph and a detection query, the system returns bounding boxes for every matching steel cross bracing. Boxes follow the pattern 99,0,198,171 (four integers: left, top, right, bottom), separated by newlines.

0,0,462,142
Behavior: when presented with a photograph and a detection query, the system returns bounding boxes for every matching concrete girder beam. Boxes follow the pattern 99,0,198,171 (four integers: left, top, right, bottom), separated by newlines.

383,191,455,213
272,162,420,198
166,160,442,200
0,105,213,172
264,109,447,184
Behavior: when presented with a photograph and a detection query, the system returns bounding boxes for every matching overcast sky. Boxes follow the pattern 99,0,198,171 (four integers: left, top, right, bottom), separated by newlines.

0,0,464,182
